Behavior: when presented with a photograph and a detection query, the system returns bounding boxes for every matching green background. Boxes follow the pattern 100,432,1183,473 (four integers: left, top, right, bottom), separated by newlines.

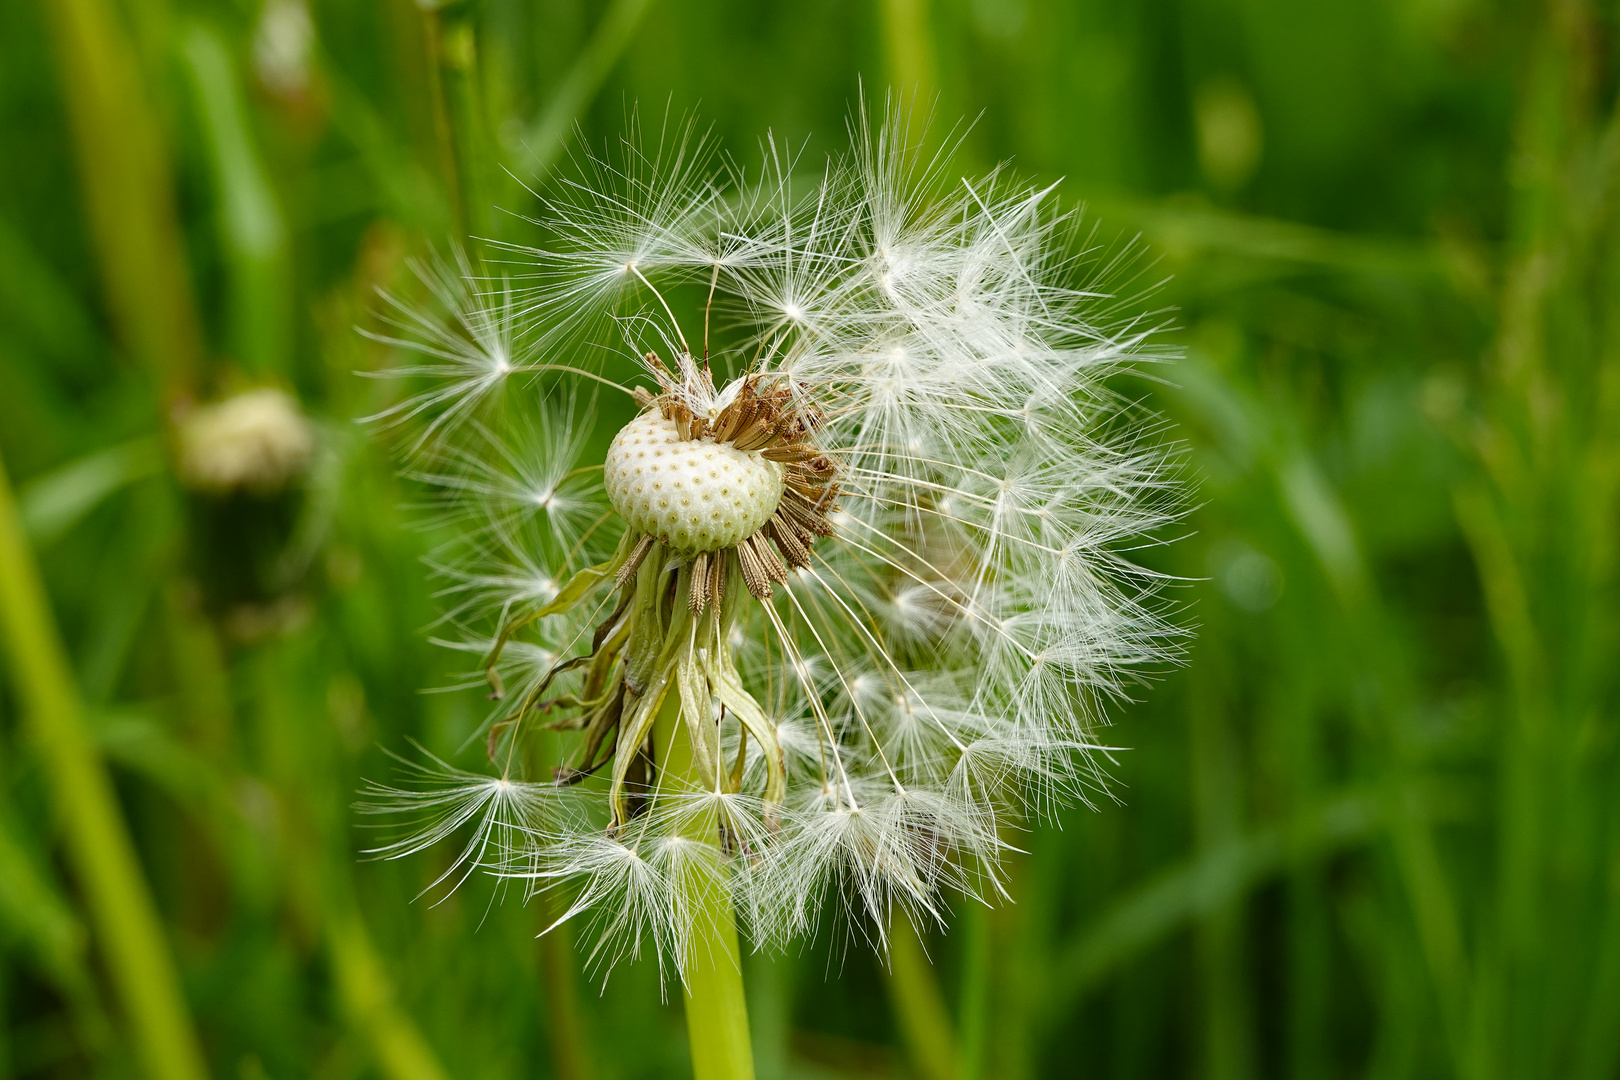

1,0,1616,1078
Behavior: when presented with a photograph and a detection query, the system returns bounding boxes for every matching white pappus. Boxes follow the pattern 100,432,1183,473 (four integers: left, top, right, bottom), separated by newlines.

360,106,1182,978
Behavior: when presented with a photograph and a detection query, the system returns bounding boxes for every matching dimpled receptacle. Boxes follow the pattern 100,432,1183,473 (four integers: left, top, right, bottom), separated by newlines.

604,413,786,553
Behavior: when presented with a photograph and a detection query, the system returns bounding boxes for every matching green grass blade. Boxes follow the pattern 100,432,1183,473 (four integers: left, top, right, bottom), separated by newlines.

0,449,209,1080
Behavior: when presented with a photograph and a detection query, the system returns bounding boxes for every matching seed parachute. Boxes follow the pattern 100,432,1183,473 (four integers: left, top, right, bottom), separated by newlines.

361,105,1181,975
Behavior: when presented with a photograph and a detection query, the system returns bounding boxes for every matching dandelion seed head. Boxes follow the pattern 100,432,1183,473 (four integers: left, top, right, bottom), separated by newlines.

362,100,1182,974
603,412,787,553
178,387,316,494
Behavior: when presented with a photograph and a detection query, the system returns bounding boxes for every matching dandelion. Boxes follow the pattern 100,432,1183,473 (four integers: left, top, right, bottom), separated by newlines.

252,0,314,100
364,105,1179,1080
177,386,316,494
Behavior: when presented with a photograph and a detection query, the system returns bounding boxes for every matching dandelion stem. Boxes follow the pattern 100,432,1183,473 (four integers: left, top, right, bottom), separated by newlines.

652,691,756,1080
0,450,210,1080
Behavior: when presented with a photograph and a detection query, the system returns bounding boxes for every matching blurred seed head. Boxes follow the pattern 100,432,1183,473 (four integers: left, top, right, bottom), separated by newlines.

177,387,317,494
253,0,314,99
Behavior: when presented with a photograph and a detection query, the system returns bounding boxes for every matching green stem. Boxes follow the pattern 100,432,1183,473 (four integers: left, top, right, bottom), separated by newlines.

537,887,593,1080
885,914,957,1080
434,8,494,242
532,727,593,1080
418,8,468,241
245,638,450,1080
744,949,791,1080
42,0,204,403
957,902,990,1080
0,450,210,1080
325,904,451,1080
179,21,292,378
1189,660,1257,1080
652,689,756,1080
511,0,657,182
879,0,935,100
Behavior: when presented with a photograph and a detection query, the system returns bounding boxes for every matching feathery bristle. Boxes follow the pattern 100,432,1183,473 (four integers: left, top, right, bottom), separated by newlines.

362,100,1181,973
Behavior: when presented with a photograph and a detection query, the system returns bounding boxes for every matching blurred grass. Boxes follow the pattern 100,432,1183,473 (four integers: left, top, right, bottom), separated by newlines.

1,1,1617,1079
0,451,206,1080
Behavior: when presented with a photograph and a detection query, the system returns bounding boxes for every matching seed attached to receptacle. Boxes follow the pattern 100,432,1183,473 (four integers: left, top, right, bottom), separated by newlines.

604,413,786,554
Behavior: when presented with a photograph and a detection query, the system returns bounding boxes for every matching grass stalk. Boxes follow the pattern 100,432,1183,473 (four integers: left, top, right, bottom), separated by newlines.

511,0,657,182
537,887,593,1080
0,794,110,1053
248,639,453,1080
325,905,452,1080
0,449,210,1080
41,0,204,402
744,949,791,1080
956,902,990,1080
179,22,292,378
885,914,957,1080
531,727,594,1080
418,7,468,241
992,849,1038,1080
1189,658,1256,1080
879,0,935,99
431,7,494,241
652,691,755,1080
